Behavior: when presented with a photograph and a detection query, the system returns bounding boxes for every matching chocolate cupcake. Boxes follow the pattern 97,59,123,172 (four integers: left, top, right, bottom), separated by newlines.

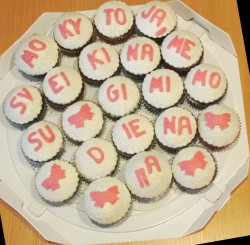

62,101,104,144
98,75,141,119
136,1,177,43
83,176,131,226
198,104,240,149
75,138,118,181
124,151,172,199
184,64,228,108
4,85,45,128
172,146,216,193
142,68,184,113
78,42,120,86
94,1,135,44
15,34,59,79
161,30,203,75
42,66,84,110
112,114,154,157
120,36,161,80
155,107,197,152
35,160,79,204
53,12,94,56
21,121,64,165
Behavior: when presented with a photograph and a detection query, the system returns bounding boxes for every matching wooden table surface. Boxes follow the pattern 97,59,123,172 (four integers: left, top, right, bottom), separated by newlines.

0,0,249,244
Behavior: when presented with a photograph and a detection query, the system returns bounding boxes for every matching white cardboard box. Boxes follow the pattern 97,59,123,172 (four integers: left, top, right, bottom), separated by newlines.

0,1,249,244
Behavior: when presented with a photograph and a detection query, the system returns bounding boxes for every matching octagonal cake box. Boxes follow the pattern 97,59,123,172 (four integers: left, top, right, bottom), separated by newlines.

0,1,249,244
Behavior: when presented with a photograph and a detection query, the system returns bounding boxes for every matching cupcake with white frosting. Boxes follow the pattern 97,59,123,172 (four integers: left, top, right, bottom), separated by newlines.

43,66,84,110
94,1,135,44
136,1,177,43
184,64,228,108
172,146,216,192
98,76,140,118
198,104,240,149
78,42,120,86
112,114,154,157
35,160,79,204
53,12,94,55
155,107,197,151
62,101,104,144
124,151,172,199
4,85,45,128
142,68,184,112
15,34,59,78
161,30,203,74
75,138,118,181
21,121,64,165
120,36,161,80
83,177,131,226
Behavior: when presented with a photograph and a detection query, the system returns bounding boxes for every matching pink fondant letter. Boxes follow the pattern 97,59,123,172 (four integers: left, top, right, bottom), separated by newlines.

87,147,104,164
122,119,146,139
107,83,127,102
58,18,81,39
10,88,33,114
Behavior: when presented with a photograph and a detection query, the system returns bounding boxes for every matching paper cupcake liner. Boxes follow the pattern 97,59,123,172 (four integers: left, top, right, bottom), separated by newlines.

63,127,104,146
77,61,121,87
122,67,146,82
98,104,139,121
142,99,164,115
94,21,136,45
135,22,177,45
111,155,128,180
70,154,93,184
57,45,84,57
3,90,47,130
21,141,65,168
98,92,143,121
96,114,112,139
121,59,163,83
105,153,120,178
110,128,132,159
129,176,173,202
71,164,89,183
55,31,96,57
198,132,241,152
156,129,199,155
112,134,156,159
142,91,185,116
162,50,204,76
19,70,44,82
185,85,228,110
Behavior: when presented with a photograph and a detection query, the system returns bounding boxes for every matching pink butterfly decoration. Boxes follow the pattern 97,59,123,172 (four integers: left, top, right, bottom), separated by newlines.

90,185,119,208
178,151,207,176
42,163,66,191
67,104,94,128
204,112,231,130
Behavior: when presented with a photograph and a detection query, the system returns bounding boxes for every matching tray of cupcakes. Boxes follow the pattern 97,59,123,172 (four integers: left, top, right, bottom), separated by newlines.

0,1,249,244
